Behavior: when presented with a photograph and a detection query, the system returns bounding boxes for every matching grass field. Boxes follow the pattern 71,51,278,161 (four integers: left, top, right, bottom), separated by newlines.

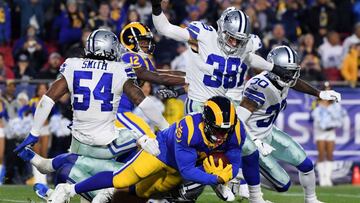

0,185,359,203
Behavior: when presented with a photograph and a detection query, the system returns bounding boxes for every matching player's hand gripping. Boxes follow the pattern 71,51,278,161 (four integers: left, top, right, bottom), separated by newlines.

14,133,39,153
203,155,233,184
253,138,275,156
137,135,160,156
156,88,178,100
319,90,341,102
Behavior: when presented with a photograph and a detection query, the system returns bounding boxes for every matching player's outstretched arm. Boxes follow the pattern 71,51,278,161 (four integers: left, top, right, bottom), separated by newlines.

237,98,275,156
135,68,186,86
14,77,69,153
292,79,341,102
124,79,169,130
151,0,190,42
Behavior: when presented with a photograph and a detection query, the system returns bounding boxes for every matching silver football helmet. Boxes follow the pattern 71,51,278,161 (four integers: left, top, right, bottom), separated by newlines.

217,9,251,55
267,46,301,87
84,29,120,61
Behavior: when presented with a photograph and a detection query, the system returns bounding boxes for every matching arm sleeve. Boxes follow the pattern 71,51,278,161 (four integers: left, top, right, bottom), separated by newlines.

152,12,190,42
138,97,169,130
175,141,218,185
244,53,273,71
30,95,55,136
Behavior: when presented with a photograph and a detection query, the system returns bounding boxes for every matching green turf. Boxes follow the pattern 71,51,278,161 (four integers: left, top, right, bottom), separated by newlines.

0,185,359,203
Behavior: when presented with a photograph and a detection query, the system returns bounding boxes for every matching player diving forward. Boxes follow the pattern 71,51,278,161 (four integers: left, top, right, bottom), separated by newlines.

14,30,167,191
46,96,246,203
237,46,324,203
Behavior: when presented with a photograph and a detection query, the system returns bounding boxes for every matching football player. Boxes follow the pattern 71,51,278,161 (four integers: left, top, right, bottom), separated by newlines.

14,30,167,194
46,96,246,203
152,2,341,201
236,46,324,203
117,22,187,114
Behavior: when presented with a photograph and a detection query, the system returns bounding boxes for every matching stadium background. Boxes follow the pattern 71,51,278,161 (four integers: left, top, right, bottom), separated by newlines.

0,0,360,202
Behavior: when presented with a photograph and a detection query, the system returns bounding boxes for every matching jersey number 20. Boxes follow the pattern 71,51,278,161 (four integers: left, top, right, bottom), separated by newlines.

73,71,114,111
203,54,247,88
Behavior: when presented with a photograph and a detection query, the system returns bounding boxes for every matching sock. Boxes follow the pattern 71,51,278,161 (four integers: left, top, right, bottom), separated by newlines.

316,162,325,186
325,161,333,185
31,154,55,174
248,184,263,201
242,151,260,185
32,165,47,184
74,171,114,194
299,169,317,200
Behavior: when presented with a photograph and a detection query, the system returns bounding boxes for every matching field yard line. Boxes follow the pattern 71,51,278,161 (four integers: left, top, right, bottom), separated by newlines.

0,199,29,203
262,192,360,198
203,192,360,198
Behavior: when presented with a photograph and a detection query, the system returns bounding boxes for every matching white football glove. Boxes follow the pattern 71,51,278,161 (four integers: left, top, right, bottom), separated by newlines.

319,90,341,102
137,135,160,156
253,139,275,156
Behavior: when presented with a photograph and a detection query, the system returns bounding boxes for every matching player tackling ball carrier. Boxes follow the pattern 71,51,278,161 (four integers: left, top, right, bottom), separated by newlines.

14,29,168,187
44,96,246,203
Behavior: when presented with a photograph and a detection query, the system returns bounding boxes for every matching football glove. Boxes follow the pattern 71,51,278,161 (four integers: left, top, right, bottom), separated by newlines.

14,133,39,153
213,164,233,184
137,135,160,156
203,155,224,174
319,90,341,102
156,88,178,100
151,0,162,15
253,138,275,156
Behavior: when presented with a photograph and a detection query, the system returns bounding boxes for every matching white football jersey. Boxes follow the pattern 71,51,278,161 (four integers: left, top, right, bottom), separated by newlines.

242,72,288,139
225,34,263,102
186,21,258,102
60,57,135,145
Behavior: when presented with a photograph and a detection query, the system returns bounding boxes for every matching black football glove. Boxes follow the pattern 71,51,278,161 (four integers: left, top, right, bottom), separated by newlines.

151,0,162,16
156,88,178,100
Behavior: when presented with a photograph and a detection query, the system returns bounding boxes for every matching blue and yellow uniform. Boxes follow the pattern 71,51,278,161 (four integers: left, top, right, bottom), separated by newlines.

117,52,155,113
112,113,245,197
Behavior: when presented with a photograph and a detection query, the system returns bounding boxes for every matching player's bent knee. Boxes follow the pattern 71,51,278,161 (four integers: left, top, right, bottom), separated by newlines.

296,157,314,173
275,181,291,192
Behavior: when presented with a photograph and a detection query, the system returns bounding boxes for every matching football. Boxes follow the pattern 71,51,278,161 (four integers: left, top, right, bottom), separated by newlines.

209,151,230,167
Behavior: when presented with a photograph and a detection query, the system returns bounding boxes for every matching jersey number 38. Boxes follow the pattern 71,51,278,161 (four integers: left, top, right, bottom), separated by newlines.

203,54,247,88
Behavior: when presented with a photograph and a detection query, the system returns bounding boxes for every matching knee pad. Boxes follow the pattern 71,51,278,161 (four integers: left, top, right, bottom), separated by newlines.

296,158,314,173
54,163,73,185
52,153,78,170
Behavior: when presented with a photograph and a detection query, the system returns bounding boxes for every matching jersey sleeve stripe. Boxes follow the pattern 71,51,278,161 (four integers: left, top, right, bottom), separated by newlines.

244,91,265,106
185,115,195,145
187,28,199,40
188,24,200,33
246,88,265,100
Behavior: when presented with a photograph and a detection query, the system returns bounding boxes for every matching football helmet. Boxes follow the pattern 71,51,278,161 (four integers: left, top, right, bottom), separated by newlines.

84,29,120,61
203,96,237,146
120,22,155,55
267,46,301,87
217,9,251,55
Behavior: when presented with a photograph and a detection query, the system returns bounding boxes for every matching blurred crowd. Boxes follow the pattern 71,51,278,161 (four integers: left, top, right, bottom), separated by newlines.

0,0,358,185
0,0,358,86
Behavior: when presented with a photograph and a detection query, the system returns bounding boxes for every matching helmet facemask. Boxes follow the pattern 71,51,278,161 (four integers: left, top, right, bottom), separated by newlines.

204,117,234,147
218,30,250,55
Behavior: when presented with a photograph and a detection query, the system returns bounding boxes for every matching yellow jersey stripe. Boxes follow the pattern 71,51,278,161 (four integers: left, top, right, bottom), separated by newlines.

185,115,194,145
235,120,241,146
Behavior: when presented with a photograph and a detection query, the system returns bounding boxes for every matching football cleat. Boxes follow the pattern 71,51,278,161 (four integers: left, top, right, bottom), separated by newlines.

33,183,53,200
211,184,235,201
47,183,73,203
